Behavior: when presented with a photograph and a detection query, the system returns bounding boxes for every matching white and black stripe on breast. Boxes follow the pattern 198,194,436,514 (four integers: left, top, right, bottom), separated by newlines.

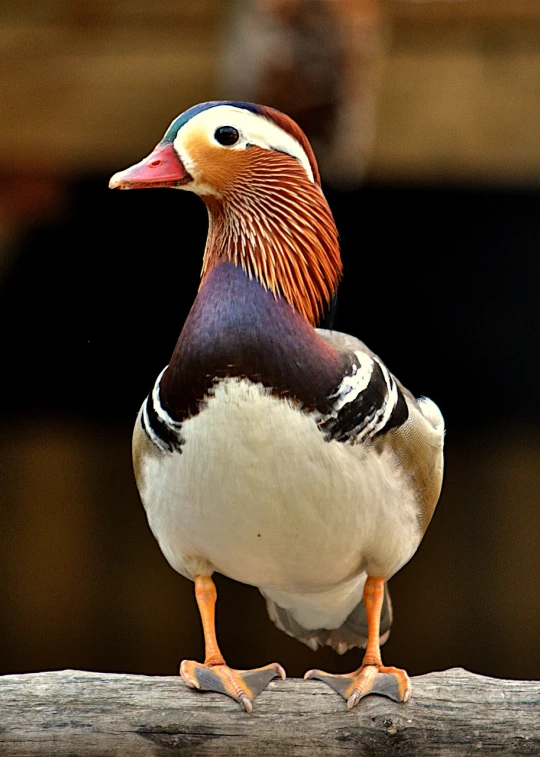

139,368,185,453
317,351,409,444
139,264,408,453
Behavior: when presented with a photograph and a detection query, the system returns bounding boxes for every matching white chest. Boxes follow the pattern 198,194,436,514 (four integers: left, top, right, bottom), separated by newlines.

136,379,421,592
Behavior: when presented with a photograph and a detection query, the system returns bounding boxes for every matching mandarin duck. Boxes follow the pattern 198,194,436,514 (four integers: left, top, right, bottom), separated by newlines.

109,101,444,712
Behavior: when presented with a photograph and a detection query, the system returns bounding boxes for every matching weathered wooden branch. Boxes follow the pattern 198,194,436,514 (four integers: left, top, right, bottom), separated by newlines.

1,668,538,756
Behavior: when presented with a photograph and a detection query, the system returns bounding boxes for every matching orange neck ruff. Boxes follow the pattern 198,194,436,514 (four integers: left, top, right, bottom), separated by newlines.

200,148,342,326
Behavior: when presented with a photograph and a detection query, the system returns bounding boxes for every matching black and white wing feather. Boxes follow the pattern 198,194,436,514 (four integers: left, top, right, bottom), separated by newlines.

316,342,409,444
315,329,410,444
316,327,445,534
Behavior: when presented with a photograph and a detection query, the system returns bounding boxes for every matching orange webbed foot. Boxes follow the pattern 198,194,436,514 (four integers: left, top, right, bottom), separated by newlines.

305,664,411,708
181,660,286,712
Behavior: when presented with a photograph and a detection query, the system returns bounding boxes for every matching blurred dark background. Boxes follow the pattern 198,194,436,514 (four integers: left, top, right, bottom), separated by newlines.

1,0,539,684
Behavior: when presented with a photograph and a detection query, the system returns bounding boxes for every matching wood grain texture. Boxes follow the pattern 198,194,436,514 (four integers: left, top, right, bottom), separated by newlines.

1,668,539,756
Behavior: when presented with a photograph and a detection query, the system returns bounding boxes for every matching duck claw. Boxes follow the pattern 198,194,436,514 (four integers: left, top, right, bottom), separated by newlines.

305,664,411,706
181,660,285,711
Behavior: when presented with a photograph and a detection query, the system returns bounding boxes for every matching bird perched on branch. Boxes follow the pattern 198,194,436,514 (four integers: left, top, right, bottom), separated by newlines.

109,101,444,712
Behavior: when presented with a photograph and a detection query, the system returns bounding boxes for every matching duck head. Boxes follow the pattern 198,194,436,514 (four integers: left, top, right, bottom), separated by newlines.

109,101,341,325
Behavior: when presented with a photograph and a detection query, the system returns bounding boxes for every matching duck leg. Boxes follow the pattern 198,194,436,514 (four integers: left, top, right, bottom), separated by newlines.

305,576,411,708
180,575,286,712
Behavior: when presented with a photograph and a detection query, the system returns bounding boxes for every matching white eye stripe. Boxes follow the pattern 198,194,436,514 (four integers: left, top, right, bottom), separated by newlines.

173,105,314,183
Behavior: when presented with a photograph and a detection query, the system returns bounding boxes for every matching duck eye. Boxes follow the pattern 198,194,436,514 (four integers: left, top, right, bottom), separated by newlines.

214,126,240,146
